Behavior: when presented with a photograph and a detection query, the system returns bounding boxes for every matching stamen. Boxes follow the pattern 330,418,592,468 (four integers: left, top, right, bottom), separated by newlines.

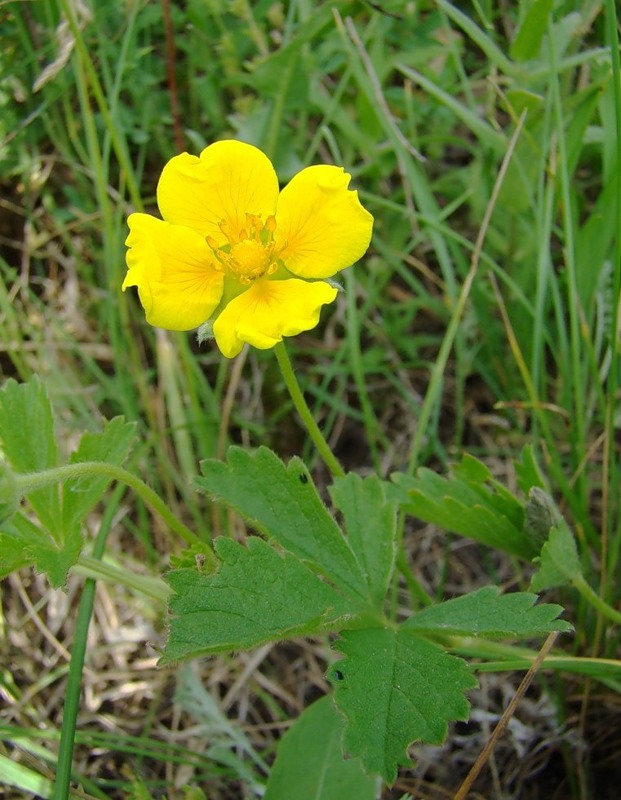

206,215,279,283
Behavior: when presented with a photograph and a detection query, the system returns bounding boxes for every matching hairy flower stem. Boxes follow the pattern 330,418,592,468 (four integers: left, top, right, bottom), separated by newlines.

15,462,213,560
273,342,345,479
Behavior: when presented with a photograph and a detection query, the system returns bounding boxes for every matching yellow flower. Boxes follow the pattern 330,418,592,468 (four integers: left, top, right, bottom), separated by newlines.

122,140,373,358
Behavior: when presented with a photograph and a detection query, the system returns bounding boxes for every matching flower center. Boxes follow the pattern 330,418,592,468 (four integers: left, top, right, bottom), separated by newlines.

207,213,279,285
230,239,272,282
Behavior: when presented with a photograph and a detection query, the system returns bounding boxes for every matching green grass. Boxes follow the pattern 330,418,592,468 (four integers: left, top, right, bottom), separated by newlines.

1,0,620,797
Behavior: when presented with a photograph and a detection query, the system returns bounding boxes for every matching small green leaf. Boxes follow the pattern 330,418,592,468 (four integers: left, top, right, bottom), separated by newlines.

0,377,60,532
62,416,136,530
264,696,376,800
162,537,357,663
194,447,366,599
530,522,583,592
0,511,82,587
403,586,571,637
329,474,396,607
510,0,554,62
328,627,477,784
392,454,536,559
0,513,42,578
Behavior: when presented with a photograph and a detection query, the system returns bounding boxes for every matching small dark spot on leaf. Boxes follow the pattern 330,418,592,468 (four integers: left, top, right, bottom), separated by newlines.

299,472,308,484
333,669,344,681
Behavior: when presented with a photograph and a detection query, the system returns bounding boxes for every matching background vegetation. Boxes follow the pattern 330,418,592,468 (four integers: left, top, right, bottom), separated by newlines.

1,0,620,797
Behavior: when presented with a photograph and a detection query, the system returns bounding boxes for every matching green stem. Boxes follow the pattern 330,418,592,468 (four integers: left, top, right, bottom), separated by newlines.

450,638,621,681
273,342,345,478
14,462,212,559
573,575,621,627
73,554,170,602
53,509,112,799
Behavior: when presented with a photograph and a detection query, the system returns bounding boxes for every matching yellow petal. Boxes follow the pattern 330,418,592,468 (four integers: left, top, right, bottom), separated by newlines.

212,279,338,358
274,165,373,279
156,140,279,243
123,213,224,331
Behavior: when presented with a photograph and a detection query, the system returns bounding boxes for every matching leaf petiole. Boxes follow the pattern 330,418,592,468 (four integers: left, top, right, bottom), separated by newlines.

14,462,211,558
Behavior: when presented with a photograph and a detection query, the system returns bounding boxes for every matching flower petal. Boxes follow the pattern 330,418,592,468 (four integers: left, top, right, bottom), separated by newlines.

157,140,279,243
123,213,224,331
212,279,338,358
274,165,373,279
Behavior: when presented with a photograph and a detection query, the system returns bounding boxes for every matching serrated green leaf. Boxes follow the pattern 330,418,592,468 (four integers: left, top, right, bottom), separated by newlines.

0,513,41,578
392,455,536,559
403,586,571,637
194,447,366,600
264,695,376,800
453,455,524,525
0,377,60,532
328,628,476,784
329,474,396,607
62,416,136,529
510,0,554,61
162,536,358,663
0,511,81,587
530,522,582,592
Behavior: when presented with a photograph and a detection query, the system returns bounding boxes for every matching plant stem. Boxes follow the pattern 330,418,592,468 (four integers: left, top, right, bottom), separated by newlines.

73,554,171,602
573,575,621,627
273,342,345,478
53,512,111,800
14,462,212,559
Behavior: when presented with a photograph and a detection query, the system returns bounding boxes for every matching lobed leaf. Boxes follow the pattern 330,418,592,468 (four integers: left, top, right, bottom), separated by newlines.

0,514,42,579
62,416,136,530
403,586,572,637
0,380,136,587
0,511,82,587
194,446,367,600
329,473,396,608
328,627,477,784
162,536,359,663
0,377,60,533
392,454,537,559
